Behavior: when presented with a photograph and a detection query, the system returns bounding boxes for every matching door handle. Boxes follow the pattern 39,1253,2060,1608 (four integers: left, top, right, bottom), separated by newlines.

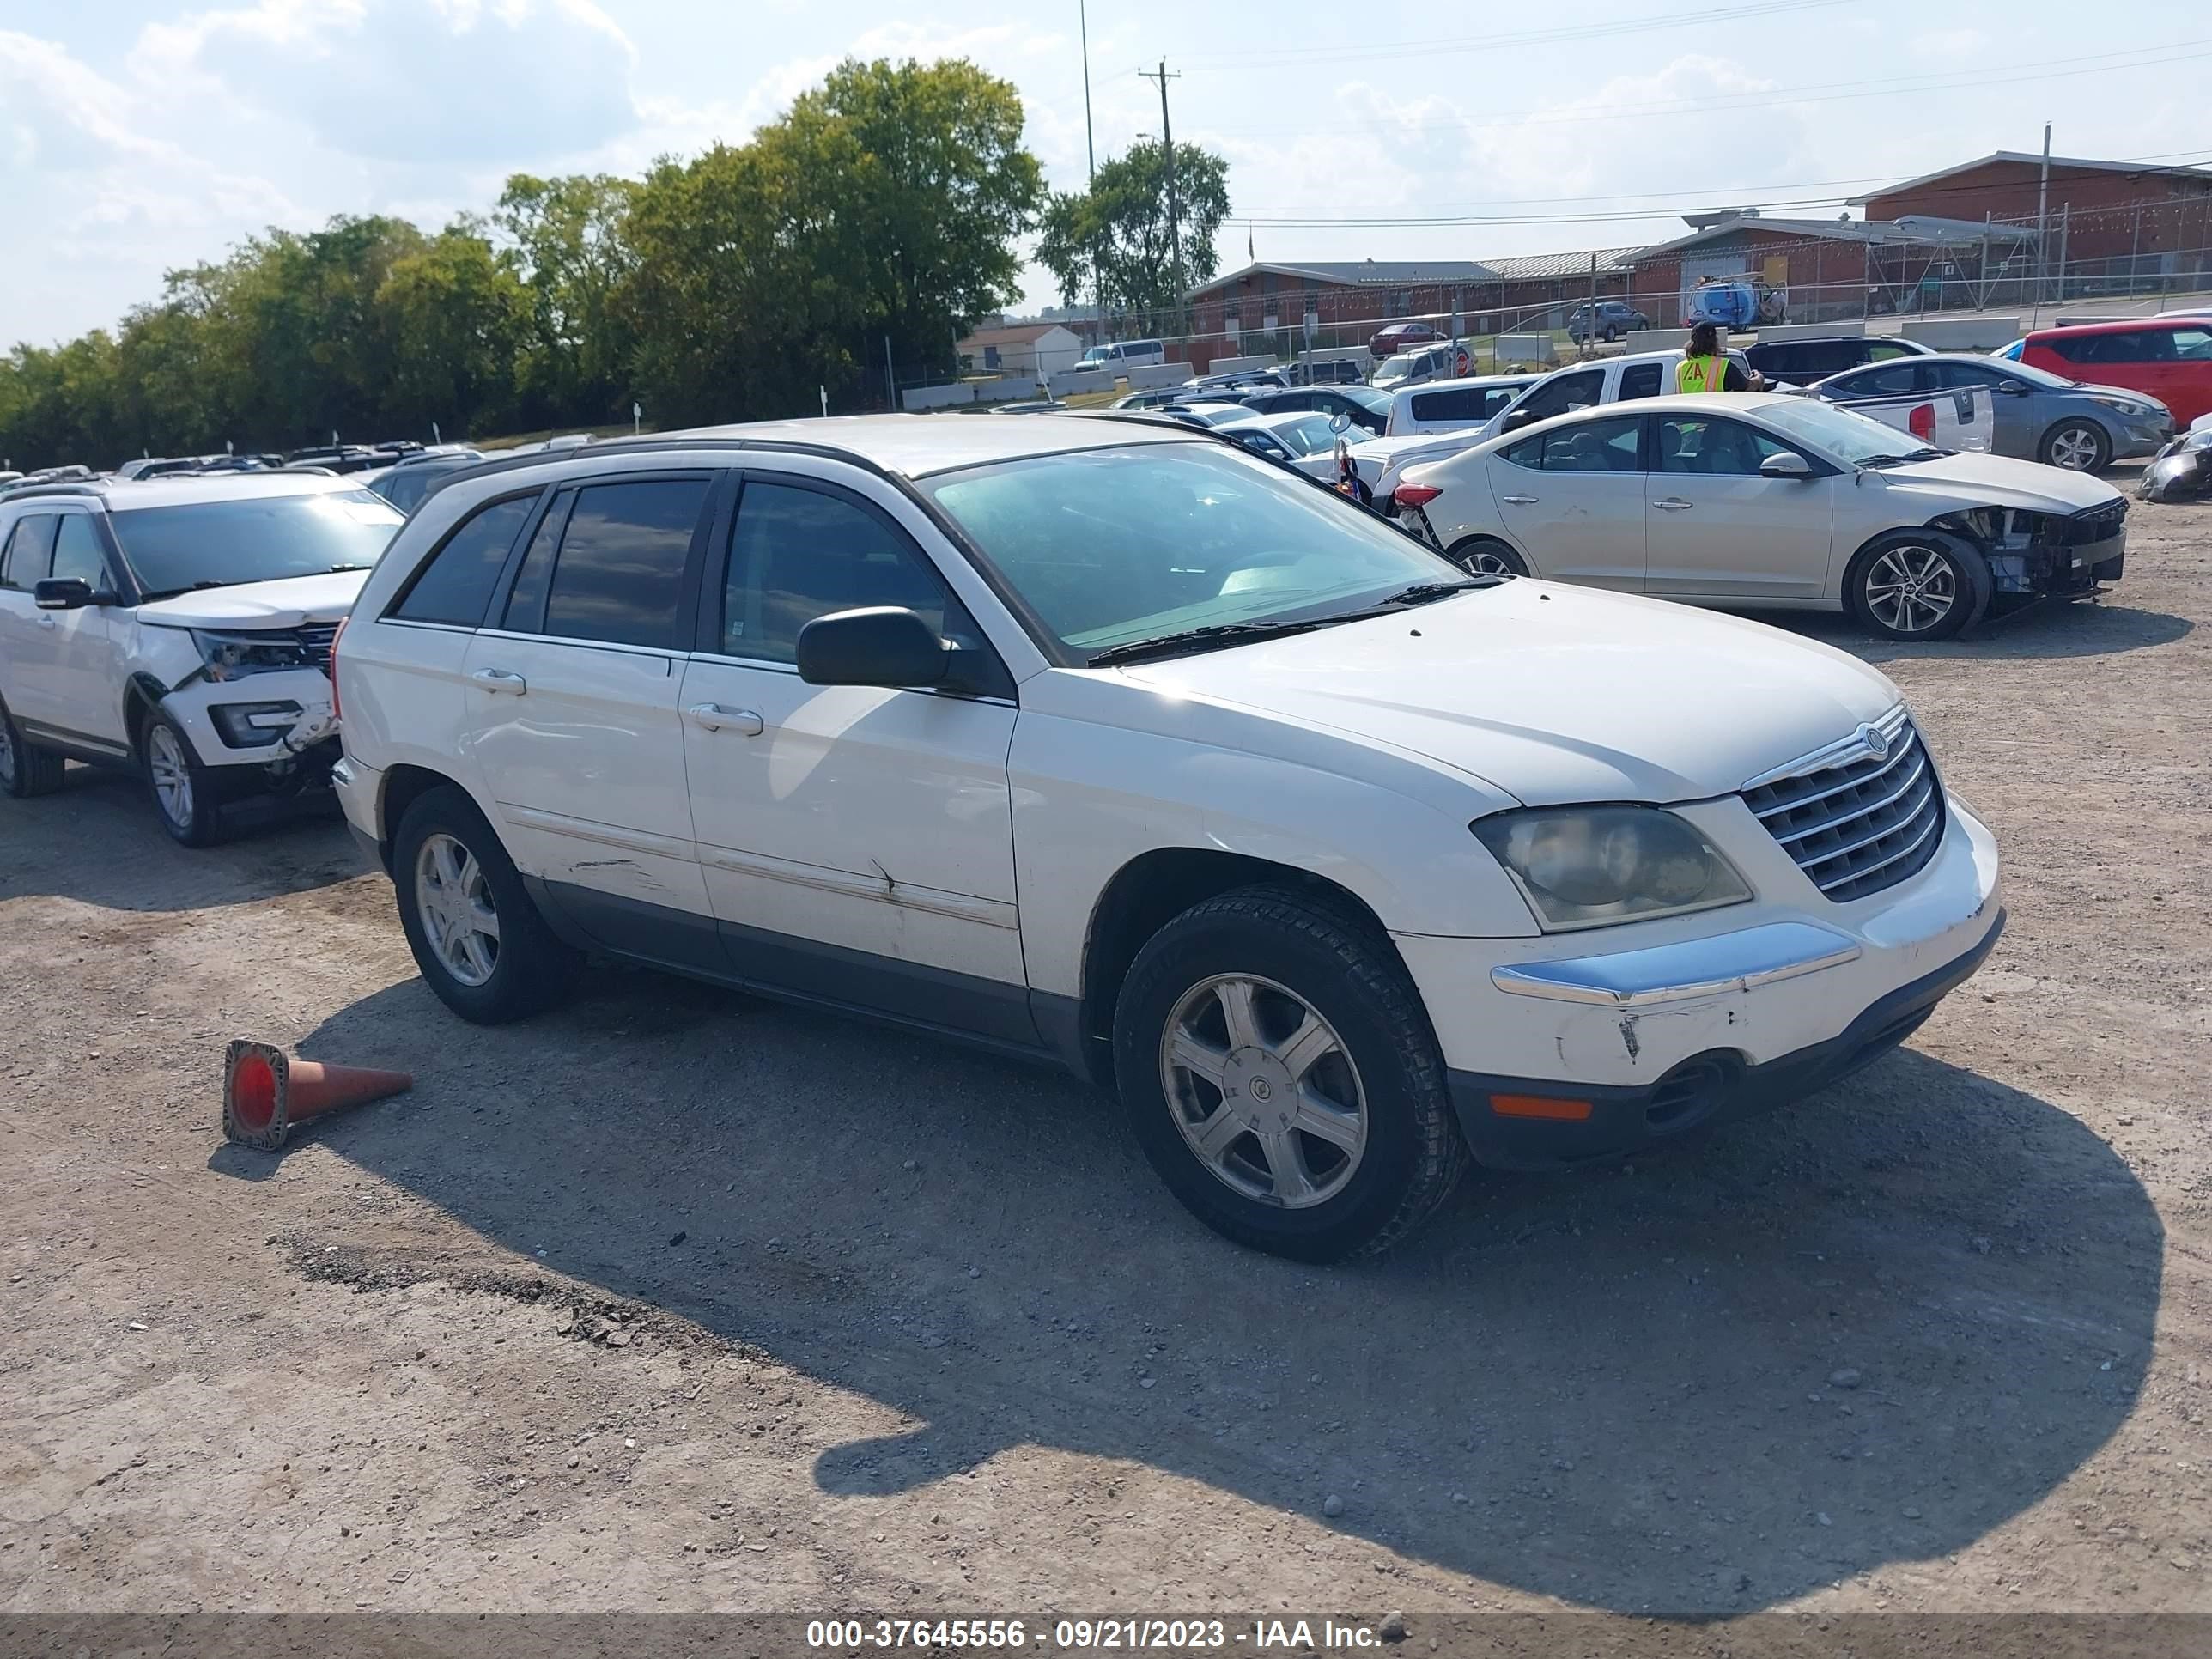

1653,497,1695,510
37,615,57,629
1499,494,1540,505
687,702,764,736
470,667,527,695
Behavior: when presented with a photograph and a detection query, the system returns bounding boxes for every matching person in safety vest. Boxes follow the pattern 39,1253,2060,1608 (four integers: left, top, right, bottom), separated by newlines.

1675,322,1761,393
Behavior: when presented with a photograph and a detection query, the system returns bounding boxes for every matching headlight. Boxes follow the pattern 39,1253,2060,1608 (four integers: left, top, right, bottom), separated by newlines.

2089,394,2164,421
2183,428,2212,453
192,629,316,680
1473,807,1753,932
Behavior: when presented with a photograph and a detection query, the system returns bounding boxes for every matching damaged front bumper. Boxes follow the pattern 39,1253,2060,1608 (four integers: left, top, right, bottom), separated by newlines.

1393,795,2004,1170
1946,500,2128,602
2141,432,2212,503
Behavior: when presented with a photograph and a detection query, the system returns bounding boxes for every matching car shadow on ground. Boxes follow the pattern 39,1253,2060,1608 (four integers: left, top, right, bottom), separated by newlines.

0,765,364,911
1761,599,2191,665
281,966,2160,1615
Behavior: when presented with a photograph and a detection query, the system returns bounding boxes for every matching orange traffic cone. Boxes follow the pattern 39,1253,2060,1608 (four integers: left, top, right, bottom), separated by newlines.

222,1040,413,1152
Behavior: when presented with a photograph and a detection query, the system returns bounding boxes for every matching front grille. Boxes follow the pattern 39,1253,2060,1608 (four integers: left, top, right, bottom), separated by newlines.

293,622,339,670
1742,719,1945,903
2063,500,2126,544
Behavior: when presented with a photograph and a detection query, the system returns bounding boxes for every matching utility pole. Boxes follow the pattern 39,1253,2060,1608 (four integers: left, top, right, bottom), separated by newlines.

1139,58,1182,336
2037,121,2053,304
1079,2,1103,348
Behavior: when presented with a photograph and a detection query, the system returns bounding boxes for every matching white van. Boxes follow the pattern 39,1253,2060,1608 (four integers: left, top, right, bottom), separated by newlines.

1079,339,1165,369
1383,374,1540,437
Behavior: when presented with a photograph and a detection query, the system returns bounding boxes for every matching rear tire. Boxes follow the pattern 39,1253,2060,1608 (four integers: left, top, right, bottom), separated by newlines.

392,785,575,1024
1844,531,1991,641
1445,536,1529,578
0,692,66,799
2039,419,2111,473
142,710,226,846
1113,886,1467,1261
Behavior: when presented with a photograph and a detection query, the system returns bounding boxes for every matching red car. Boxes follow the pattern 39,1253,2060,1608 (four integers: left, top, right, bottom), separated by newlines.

2020,319,2212,427
1369,321,1440,358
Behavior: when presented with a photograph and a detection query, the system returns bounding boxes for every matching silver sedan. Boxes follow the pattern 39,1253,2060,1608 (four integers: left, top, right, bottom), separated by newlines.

1813,353,2172,472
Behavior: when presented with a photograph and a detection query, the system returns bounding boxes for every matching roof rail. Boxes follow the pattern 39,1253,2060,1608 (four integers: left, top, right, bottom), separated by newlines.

0,482,107,502
271,465,340,476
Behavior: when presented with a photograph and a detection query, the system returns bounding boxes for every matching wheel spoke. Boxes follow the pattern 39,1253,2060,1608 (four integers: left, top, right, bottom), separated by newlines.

1213,979,1261,1050
465,900,500,940
1189,1103,1246,1161
1168,1030,1229,1088
1293,1091,1363,1152
1273,1012,1339,1082
458,931,495,981
1255,1129,1317,1204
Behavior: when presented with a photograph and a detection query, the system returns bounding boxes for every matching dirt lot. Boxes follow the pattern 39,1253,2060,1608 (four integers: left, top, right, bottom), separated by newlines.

3,494,2209,1625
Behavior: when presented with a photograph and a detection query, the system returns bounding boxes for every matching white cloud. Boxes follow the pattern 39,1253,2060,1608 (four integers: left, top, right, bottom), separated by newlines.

135,0,641,164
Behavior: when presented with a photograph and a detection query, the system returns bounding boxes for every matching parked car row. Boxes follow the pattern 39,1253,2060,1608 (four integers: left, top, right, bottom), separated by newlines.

2,410,2014,1263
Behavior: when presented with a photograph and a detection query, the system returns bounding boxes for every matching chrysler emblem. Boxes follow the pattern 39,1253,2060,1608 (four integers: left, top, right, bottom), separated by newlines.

1858,722,1889,762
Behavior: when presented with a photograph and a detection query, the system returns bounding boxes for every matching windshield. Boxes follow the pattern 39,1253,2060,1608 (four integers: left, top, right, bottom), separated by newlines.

1376,352,1425,380
112,489,403,595
1341,386,1389,415
1752,399,1946,465
923,441,1466,658
1989,356,2078,390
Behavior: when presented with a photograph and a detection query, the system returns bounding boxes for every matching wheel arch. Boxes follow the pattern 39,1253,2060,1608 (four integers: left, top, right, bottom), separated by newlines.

375,763,474,874
1074,848,1398,1088
121,672,169,757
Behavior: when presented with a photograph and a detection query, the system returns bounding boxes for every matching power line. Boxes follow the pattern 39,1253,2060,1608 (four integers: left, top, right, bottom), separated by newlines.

1191,40,2212,140
1180,0,1851,70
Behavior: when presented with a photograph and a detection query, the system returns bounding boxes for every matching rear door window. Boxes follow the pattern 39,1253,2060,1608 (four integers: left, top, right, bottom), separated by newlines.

1838,361,1931,396
0,514,58,589
392,494,540,626
1617,362,1665,401
1504,416,1644,472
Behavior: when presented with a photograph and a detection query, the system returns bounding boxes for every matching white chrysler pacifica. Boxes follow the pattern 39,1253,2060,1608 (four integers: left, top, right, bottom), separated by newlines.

332,416,2003,1261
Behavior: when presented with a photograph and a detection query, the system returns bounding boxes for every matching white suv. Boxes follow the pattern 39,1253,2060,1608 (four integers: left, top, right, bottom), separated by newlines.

334,417,2003,1261
0,474,402,842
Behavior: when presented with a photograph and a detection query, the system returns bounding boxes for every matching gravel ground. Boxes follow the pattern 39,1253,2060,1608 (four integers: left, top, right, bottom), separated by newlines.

2,493,2207,1622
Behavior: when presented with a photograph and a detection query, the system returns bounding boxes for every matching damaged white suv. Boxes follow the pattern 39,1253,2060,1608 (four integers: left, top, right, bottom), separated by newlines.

335,417,2003,1261
0,474,402,843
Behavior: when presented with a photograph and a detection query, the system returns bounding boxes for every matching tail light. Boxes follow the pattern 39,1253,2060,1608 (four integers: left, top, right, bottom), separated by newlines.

1395,483,1443,508
328,615,349,721
1908,403,1936,443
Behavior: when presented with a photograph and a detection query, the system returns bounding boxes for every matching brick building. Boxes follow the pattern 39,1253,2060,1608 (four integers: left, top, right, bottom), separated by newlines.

1625,212,2040,324
1182,252,1638,371
1853,152,2212,289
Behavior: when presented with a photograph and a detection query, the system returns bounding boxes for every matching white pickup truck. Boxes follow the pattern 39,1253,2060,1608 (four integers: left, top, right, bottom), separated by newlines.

1811,382,1994,455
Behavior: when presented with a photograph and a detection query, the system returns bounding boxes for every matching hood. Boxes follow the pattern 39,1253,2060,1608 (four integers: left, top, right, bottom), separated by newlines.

1117,580,1901,806
134,568,368,629
1874,449,2121,514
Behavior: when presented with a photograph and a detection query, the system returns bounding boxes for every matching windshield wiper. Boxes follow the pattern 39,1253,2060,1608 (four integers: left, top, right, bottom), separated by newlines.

1087,619,1334,667
1380,580,1486,605
138,580,232,600
1859,448,1942,468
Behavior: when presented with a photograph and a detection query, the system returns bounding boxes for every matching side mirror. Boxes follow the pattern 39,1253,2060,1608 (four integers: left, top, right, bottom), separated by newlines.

1759,451,1814,480
796,606,949,689
34,577,100,610
1500,409,1537,434
1994,380,2030,397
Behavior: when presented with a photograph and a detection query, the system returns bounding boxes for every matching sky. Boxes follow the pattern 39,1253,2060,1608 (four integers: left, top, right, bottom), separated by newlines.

2,0,2207,348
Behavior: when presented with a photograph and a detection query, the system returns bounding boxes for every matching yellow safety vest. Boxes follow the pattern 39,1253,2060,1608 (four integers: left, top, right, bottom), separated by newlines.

1677,354,1727,393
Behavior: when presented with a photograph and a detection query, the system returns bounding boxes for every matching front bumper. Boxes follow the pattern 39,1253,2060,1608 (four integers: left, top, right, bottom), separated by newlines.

1394,793,2004,1170
166,668,339,771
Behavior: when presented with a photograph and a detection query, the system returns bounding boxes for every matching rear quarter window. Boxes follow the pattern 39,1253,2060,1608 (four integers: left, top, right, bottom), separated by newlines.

390,493,540,626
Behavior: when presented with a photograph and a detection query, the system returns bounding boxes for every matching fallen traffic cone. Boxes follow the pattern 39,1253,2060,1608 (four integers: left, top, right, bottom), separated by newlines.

222,1039,413,1152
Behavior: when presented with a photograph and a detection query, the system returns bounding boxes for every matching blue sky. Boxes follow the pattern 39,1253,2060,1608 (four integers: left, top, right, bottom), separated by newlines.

2,0,2205,346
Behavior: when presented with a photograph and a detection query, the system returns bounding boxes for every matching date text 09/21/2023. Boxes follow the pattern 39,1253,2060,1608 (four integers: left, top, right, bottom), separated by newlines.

804,1616,1395,1650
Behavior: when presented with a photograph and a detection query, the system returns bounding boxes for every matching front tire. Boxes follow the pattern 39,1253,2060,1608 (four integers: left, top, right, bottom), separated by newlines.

2039,418,2111,473
1113,886,1467,1261
1845,532,1991,641
392,785,575,1024
142,710,225,846
1445,536,1529,578
0,692,66,799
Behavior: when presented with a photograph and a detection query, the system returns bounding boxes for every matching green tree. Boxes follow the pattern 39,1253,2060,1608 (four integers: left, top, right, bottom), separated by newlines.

494,173,637,425
378,219,530,437
1036,139,1231,327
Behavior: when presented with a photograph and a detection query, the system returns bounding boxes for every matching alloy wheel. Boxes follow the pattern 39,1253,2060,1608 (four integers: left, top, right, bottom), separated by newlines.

415,832,502,988
1158,974,1368,1209
2047,424,2103,471
1863,544,1958,635
1457,546,1521,578
146,723,194,829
